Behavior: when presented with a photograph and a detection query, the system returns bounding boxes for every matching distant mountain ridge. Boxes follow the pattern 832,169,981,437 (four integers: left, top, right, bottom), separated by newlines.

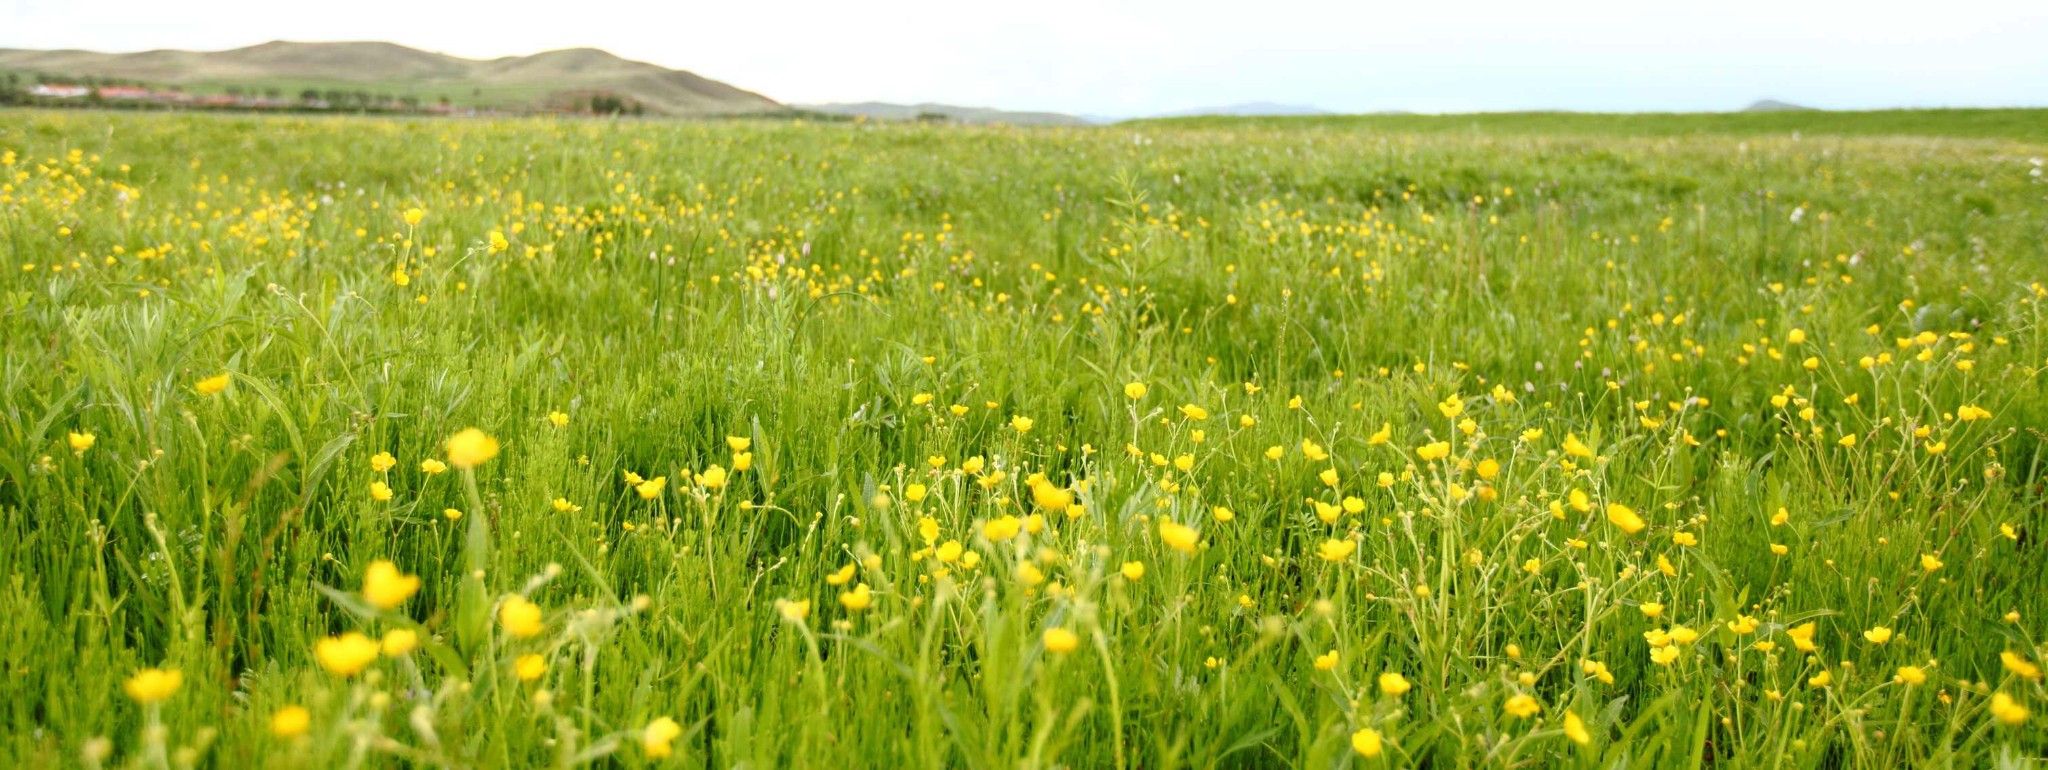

0,41,781,116
797,102,1088,126
1154,102,1331,118
1743,99,1816,112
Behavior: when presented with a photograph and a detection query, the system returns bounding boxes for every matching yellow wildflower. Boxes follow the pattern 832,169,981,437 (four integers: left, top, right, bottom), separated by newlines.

122,668,183,704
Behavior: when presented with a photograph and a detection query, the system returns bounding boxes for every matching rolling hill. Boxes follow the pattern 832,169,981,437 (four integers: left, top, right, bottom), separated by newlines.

0,41,782,116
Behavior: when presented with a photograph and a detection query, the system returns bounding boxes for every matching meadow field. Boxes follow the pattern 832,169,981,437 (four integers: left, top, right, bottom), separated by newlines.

1,108,2045,768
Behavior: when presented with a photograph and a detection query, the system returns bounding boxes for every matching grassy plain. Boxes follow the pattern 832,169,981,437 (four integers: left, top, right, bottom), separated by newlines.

1,108,2045,768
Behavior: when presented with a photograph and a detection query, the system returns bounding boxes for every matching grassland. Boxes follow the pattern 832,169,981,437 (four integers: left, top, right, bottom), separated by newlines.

1,107,2045,769
1144,107,2048,144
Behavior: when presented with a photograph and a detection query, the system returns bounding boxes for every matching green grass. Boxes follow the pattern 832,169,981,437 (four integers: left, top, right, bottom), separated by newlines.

1,107,2045,769
1140,107,2048,143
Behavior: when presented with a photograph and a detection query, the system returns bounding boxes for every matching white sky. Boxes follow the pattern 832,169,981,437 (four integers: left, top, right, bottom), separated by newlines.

6,0,2046,116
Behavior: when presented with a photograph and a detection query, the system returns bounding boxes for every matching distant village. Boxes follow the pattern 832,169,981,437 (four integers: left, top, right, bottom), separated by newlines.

0,73,645,116
0,73,487,115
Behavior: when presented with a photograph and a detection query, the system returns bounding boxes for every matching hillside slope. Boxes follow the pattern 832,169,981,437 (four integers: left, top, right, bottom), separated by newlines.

0,41,781,115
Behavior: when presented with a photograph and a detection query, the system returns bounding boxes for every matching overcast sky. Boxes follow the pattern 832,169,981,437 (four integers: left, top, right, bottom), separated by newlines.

6,0,2046,116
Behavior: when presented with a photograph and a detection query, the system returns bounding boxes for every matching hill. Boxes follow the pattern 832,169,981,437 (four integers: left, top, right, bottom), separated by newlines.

797,102,1088,126
0,41,781,116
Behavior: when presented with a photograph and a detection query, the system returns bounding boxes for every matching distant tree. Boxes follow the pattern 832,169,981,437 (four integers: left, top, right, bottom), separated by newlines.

587,94,640,115
323,89,346,106
225,85,243,97
264,87,282,100
300,88,320,103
